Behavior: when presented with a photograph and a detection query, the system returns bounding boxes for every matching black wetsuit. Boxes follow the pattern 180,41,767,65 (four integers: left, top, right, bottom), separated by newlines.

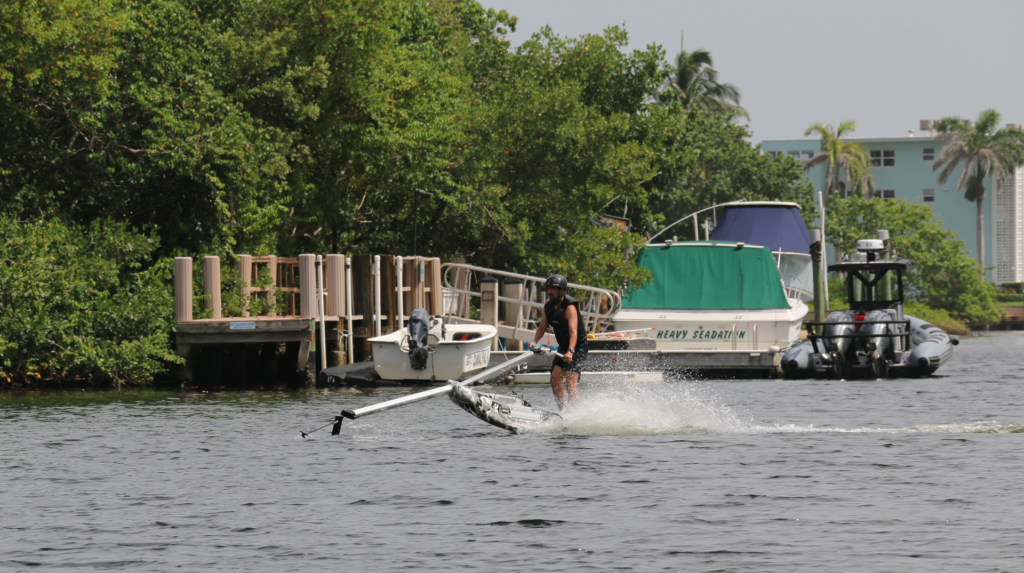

544,294,589,373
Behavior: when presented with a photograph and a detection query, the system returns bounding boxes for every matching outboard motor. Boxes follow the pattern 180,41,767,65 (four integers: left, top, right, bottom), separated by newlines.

823,310,855,378
863,310,895,378
407,308,431,370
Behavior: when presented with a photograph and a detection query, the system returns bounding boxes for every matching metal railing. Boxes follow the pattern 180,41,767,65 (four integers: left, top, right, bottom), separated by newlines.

804,319,910,354
780,274,810,301
441,263,621,338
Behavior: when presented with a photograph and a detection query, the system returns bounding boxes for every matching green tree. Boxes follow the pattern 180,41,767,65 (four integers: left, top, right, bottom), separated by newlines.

642,112,817,238
803,121,874,202
0,0,300,255
827,196,1002,326
0,216,180,385
426,25,665,289
933,109,1024,272
661,34,747,118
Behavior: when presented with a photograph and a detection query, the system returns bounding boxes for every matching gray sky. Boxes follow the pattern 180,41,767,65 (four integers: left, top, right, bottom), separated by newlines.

480,0,1024,143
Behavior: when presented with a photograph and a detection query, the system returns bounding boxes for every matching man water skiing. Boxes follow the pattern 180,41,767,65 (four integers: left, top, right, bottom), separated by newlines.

528,274,588,410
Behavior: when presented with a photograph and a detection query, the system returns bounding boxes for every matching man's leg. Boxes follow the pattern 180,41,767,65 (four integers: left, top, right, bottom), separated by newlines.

550,365,569,410
564,371,580,409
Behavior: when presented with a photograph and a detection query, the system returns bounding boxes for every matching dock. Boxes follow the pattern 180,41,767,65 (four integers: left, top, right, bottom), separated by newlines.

173,254,445,388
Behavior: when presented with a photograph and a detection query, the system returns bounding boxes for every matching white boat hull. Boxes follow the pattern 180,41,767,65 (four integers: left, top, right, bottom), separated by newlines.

612,300,807,352
369,323,496,382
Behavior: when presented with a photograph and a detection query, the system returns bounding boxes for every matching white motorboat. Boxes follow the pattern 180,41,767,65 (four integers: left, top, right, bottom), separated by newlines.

369,308,496,382
612,241,808,354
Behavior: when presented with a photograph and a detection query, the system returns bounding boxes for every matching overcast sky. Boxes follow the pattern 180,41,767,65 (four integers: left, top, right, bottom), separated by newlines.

479,0,1024,143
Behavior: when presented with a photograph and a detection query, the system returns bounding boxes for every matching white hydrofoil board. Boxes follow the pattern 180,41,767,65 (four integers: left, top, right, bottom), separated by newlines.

449,384,562,434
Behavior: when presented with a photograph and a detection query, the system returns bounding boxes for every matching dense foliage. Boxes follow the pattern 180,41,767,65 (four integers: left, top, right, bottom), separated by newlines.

641,112,817,236
0,216,180,385
0,0,816,383
827,196,1003,326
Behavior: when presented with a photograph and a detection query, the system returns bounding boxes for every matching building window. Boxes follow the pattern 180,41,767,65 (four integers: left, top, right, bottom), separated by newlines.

923,148,935,161
923,189,935,203
802,150,814,162
871,150,895,167
788,150,801,159
768,151,777,159
873,189,896,200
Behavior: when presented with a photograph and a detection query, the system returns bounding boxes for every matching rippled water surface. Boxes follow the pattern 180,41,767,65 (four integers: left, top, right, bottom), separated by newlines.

3,333,1024,571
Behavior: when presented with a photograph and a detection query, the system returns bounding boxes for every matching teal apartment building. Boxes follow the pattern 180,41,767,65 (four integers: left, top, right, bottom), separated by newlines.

763,120,1024,284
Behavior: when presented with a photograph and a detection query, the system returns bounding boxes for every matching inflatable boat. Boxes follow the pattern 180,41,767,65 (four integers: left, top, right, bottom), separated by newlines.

782,239,958,379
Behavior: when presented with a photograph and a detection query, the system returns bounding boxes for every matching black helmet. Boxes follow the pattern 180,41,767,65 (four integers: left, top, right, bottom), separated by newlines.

545,274,568,291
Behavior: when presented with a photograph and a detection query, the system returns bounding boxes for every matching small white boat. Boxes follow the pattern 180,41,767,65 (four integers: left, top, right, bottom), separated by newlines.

369,308,496,382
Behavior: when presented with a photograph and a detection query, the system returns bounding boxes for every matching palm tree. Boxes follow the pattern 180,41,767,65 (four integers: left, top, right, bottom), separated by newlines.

803,120,874,202
664,33,747,118
933,109,1024,273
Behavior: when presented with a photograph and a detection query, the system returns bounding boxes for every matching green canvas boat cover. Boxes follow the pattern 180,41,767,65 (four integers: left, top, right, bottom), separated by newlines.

623,242,790,310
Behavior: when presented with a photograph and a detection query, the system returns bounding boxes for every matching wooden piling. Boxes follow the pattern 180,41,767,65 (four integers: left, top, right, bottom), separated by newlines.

426,258,444,316
298,254,315,319
351,254,373,360
351,254,372,335
266,255,278,316
402,256,422,313
174,257,193,323
203,256,222,319
237,254,253,317
324,254,346,318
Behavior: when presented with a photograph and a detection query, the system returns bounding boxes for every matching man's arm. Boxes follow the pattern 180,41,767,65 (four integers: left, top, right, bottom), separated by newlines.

564,304,578,360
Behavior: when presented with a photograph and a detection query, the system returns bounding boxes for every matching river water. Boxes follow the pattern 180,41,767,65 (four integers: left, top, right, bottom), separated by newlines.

2,333,1023,571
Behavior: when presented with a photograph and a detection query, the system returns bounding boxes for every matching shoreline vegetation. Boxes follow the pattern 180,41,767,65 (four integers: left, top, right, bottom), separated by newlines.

0,0,1008,389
